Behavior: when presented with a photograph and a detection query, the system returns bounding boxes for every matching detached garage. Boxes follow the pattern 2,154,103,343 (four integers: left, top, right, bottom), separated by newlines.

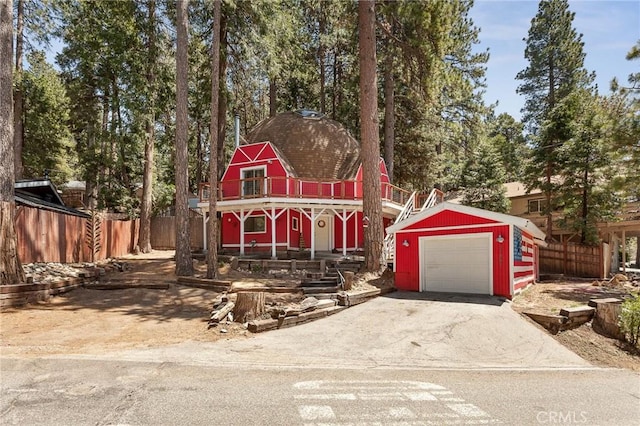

386,203,546,299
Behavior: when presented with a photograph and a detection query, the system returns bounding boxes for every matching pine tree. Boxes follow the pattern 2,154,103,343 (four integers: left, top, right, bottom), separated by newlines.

358,0,383,272
1,0,25,285
206,0,221,279
175,0,193,276
487,113,528,182
22,51,75,184
553,90,618,244
461,140,510,213
517,0,593,241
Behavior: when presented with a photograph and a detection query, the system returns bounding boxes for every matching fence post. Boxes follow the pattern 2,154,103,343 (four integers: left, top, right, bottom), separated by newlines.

562,239,568,275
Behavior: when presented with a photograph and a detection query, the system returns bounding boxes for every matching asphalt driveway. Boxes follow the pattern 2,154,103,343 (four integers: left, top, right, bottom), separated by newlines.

63,291,591,370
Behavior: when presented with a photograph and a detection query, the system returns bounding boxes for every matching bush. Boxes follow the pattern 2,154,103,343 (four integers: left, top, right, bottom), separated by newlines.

619,296,640,347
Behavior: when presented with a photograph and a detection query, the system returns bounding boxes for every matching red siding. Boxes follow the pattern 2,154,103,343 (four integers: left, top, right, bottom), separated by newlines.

404,210,498,230
394,224,511,298
220,142,289,198
221,209,287,250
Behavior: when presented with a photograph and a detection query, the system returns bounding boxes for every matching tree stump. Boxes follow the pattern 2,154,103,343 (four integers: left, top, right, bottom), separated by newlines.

343,271,355,291
233,291,266,323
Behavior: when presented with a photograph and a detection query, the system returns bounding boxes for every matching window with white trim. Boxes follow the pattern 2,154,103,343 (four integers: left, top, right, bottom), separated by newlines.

245,215,266,233
292,216,299,231
528,199,547,214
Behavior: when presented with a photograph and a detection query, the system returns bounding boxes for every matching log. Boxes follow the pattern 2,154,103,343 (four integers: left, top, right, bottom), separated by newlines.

233,291,266,323
210,301,235,323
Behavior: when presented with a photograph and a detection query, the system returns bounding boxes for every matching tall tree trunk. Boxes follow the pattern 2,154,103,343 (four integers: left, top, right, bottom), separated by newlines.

207,0,221,279
545,57,555,242
139,0,156,254
318,8,326,114
332,47,337,120
216,15,228,180
175,0,193,276
580,160,589,244
269,78,277,117
358,0,383,272
383,44,395,182
195,120,203,183
13,0,23,179
333,44,343,121
1,0,25,285
545,163,553,241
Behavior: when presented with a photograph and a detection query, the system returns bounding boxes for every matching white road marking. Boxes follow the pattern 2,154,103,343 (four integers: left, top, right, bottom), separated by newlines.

295,393,357,400
404,391,438,401
294,380,499,425
298,405,336,421
388,406,416,419
447,403,490,418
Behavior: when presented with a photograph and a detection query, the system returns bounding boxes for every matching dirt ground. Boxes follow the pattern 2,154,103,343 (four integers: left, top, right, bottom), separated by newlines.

511,280,640,371
3,251,639,372
0,251,305,357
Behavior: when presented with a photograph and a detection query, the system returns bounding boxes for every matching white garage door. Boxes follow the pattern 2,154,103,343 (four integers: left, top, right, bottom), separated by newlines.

419,233,492,294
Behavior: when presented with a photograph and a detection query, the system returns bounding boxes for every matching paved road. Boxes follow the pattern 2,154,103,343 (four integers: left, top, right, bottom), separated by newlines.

2,292,639,425
2,358,638,425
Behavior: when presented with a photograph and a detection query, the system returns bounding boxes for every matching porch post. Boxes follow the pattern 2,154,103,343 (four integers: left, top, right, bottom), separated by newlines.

622,229,626,274
355,211,358,252
203,213,208,251
342,208,347,257
310,207,315,260
271,207,277,259
240,208,245,255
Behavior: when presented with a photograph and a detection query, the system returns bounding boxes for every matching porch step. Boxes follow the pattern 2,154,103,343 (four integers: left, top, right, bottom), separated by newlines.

302,281,338,288
301,277,340,285
302,286,339,295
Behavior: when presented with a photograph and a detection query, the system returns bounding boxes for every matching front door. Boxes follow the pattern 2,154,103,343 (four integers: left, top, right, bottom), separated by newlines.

314,215,332,252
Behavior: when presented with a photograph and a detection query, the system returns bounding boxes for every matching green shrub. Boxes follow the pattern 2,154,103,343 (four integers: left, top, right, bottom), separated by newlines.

619,296,640,347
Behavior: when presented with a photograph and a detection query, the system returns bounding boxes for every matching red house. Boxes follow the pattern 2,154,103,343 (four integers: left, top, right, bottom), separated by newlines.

386,203,546,298
198,111,437,259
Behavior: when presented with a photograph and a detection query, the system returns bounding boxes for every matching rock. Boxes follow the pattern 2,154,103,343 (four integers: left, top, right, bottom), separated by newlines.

592,299,624,340
220,328,228,334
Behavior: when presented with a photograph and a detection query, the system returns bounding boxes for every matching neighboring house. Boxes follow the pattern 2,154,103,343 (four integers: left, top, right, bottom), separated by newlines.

387,202,546,299
15,179,89,219
198,110,438,259
60,180,87,209
503,181,564,240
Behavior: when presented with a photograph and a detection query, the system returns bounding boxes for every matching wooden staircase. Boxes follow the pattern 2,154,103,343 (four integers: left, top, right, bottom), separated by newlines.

383,188,443,262
299,260,363,297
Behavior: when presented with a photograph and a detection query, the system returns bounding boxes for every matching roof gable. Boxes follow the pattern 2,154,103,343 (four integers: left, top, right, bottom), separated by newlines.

221,141,297,181
387,202,546,241
403,209,498,231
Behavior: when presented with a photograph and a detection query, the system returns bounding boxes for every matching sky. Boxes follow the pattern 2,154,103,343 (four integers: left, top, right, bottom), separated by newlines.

469,0,640,120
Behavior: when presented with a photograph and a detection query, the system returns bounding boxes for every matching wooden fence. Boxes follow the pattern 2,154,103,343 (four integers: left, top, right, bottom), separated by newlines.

539,241,606,279
150,216,204,250
15,206,139,264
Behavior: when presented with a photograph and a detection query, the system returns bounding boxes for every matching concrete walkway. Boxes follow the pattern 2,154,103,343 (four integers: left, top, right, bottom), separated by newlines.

63,291,592,370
